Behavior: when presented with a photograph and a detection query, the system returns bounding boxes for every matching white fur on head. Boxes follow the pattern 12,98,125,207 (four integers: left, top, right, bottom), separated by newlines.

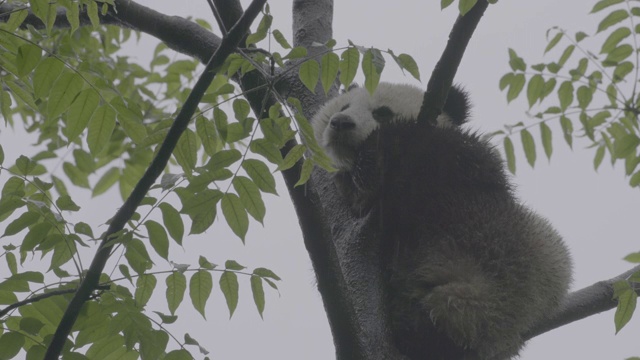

312,83,452,170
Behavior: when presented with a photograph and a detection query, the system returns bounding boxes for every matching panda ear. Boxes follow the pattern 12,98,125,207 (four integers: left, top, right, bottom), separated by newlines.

443,85,471,126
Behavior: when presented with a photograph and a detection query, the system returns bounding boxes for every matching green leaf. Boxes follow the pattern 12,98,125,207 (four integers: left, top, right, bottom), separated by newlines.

92,167,121,197
2,211,40,237
606,44,633,63
56,195,80,211
299,59,320,93
47,72,84,119
225,260,246,271
362,49,384,94
174,129,198,174
600,27,631,54
251,275,265,318
576,86,593,109
190,270,213,318
575,31,589,42
558,81,574,111
339,47,360,87
87,105,116,156
320,52,340,95
441,0,454,9
560,116,574,148
540,122,553,160
245,13,272,46
614,134,640,158
508,48,526,71
599,9,630,33
507,74,526,102
21,222,53,253
591,0,624,13
166,271,187,315
277,144,306,171
242,159,277,194
250,138,283,165
544,31,563,53
233,99,251,121
594,145,606,171
526,74,544,108
0,332,25,359
503,137,516,174
613,61,634,82
395,53,421,81
17,43,42,77
207,149,242,171
521,129,537,167
63,162,90,188
613,281,637,333
196,116,220,157
630,170,640,187
233,176,266,224
165,349,193,360
65,88,100,142
124,238,153,275
295,158,314,187
33,58,64,99
116,111,147,145
558,45,575,66
50,236,77,270
221,193,249,242
135,274,157,308
459,0,478,15
253,267,281,280
219,271,239,318
159,203,184,246
180,189,222,235
272,29,291,49
5,80,37,110
6,252,17,275
144,220,169,260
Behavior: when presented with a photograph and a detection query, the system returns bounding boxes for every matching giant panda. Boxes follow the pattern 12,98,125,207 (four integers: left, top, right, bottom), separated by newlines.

311,83,572,360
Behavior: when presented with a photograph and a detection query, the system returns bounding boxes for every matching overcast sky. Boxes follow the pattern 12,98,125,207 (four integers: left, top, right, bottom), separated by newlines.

2,0,640,359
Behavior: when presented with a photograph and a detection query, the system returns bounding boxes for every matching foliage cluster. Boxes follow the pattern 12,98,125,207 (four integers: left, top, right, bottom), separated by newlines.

0,1,425,358
496,0,640,335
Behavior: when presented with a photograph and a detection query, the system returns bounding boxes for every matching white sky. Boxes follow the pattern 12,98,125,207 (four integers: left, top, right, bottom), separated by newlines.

2,0,640,359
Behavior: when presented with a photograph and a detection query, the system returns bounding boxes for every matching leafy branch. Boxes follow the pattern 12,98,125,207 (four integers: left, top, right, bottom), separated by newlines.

41,0,267,358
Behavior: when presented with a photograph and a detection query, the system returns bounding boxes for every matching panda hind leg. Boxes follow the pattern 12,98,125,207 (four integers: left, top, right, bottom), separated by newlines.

411,259,524,360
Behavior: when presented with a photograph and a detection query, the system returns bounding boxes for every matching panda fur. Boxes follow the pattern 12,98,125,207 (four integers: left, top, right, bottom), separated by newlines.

312,83,572,360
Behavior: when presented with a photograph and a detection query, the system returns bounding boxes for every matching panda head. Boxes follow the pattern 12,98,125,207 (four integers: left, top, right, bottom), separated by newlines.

312,82,469,170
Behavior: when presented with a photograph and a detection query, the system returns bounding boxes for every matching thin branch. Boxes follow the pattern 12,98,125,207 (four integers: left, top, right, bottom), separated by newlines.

525,264,640,340
417,1,490,125
43,1,267,358
206,0,227,35
0,285,109,318
212,0,244,36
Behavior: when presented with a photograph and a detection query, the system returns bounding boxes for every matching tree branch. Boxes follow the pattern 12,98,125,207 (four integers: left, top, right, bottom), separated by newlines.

0,285,109,318
43,1,267,358
525,264,640,340
417,1,489,125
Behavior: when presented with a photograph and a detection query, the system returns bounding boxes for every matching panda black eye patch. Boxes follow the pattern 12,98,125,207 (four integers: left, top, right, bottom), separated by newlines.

372,106,394,122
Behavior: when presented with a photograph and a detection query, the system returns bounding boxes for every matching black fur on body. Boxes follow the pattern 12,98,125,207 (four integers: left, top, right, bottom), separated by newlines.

313,84,572,359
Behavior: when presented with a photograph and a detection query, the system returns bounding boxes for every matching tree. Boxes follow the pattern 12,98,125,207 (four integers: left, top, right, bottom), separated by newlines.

0,0,638,359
